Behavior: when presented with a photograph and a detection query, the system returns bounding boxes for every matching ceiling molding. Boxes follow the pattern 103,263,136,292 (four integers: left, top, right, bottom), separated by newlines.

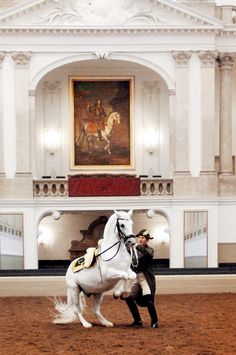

0,26,224,35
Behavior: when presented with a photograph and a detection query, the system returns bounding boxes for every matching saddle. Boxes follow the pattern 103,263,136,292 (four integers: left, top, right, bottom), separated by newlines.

72,247,98,273
85,121,105,135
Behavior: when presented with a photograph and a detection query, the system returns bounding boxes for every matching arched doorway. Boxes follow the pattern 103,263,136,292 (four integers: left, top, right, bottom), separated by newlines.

37,209,170,269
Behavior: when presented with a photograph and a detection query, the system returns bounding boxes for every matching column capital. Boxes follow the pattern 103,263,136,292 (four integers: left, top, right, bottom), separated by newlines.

0,51,6,68
29,89,36,97
198,51,218,66
11,51,31,68
172,51,192,66
142,81,160,104
168,89,176,96
43,80,62,95
142,81,160,92
218,53,234,70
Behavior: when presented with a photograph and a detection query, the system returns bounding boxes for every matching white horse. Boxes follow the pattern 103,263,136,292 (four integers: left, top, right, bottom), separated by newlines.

53,210,137,328
77,111,120,155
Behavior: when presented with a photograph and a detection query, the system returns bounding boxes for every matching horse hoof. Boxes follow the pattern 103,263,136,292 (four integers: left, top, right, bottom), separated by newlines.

120,291,129,300
105,322,113,327
83,322,92,328
113,293,119,299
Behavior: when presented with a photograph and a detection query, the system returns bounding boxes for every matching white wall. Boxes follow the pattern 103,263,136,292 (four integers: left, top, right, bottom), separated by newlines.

218,204,236,243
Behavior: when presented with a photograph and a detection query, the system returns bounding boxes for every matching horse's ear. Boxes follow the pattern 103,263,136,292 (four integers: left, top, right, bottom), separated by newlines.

114,210,124,218
128,209,133,217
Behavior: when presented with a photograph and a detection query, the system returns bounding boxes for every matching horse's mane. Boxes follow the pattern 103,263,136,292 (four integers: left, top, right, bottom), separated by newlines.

107,111,118,119
103,210,130,240
103,212,117,237
107,111,116,116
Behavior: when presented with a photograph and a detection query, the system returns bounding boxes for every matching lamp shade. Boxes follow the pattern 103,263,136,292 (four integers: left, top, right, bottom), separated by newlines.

44,128,60,155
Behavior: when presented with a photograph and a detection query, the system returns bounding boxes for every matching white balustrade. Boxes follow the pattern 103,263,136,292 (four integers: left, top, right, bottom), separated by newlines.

140,178,173,196
33,179,68,198
33,178,173,197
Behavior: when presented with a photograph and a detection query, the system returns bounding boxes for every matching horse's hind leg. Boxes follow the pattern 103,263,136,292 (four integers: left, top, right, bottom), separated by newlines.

70,286,92,328
92,293,113,327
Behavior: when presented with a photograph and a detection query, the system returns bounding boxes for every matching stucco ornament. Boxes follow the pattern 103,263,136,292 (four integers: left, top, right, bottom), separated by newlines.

147,209,155,218
52,211,61,220
34,0,165,26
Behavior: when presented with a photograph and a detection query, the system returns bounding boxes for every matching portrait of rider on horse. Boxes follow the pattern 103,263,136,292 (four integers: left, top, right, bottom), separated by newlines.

87,99,107,139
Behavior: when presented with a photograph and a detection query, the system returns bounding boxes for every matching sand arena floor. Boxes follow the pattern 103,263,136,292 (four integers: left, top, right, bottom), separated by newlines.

0,293,235,355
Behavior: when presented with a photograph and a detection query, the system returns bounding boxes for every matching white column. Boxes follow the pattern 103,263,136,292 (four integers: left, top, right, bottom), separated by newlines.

0,52,6,177
199,51,218,175
141,81,160,175
23,211,38,269
11,51,32,177
172,51,191,175
170,207,184,268
168,89,176,177
29,90,36,178
208,207,218,268
218,53,234,175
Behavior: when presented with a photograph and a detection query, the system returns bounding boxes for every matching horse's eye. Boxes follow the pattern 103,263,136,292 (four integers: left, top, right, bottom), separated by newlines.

120,224,124,228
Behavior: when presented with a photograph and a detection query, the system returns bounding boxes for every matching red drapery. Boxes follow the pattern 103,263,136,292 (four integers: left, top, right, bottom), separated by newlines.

68,175,140,197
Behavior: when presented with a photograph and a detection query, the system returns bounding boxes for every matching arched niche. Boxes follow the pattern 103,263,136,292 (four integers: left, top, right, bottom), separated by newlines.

36,209,170,269
35,58,171,178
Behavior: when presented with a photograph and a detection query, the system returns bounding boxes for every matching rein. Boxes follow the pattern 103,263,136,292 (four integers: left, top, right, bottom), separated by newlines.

130,245,139,267
96,240,121,261
96,217,132,262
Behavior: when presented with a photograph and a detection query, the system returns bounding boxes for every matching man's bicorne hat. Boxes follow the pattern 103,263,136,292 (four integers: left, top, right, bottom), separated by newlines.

136,229,153,239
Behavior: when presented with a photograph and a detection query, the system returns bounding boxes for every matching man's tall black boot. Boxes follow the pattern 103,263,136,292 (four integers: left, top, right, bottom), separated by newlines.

125,297,142,327
143,295,158,328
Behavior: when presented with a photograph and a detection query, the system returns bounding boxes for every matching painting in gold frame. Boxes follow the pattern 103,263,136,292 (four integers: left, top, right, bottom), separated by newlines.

70,76,133,169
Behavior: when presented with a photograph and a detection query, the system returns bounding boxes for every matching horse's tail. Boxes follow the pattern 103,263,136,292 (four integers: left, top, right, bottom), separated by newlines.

52,291,87,324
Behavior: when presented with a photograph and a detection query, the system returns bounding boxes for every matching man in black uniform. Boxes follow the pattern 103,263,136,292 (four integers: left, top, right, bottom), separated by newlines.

124,229,158,328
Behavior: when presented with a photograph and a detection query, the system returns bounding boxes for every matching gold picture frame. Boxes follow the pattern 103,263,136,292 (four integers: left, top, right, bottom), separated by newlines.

70,76,133,170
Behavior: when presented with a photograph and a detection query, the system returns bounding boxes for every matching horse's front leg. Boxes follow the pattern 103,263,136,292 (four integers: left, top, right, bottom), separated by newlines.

101,133,111,155
113,269,137,298
106,267,129,281
92,293,113,327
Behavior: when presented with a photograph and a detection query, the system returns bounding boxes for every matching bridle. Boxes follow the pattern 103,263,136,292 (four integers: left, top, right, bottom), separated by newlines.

96,217,135,262
116,218,135,245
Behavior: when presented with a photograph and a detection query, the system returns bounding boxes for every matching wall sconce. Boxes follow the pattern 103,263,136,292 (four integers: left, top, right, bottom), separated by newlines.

44,128,60,155
143,127,159,154
37,230,49,246
159,228,170,245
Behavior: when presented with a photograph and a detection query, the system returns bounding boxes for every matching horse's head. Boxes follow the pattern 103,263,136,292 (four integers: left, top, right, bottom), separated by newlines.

109,112,120,125
114,209,136,247
115,112,120,124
